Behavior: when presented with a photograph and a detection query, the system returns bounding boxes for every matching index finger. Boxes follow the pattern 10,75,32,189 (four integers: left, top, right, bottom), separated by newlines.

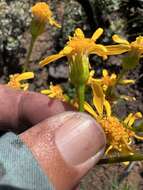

0,85,74,133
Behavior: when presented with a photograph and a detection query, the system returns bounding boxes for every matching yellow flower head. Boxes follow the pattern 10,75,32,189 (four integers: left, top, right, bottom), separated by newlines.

106,34,143,56
90,69,117,91
101,70,117,87
31,2,61,28
7,72,34,91
39,28,107,67
84,81,143,154
99,114,142,154
41,84,67,101
89,69,135,92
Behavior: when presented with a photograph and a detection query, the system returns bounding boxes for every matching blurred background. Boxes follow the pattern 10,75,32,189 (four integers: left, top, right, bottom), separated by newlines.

0,0,143,189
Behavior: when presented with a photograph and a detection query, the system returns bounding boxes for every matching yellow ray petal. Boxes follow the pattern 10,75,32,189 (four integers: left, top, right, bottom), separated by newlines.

102,69,108,77
106,45,130,55
119,79,135,85
22,84,29,91
124,112,142,127
39,53,65,67
124,113,133,125
62,46,73,55
49,18,61,28
84,102,98,118
128,112,142,127
74,28,85,38
90,44,107,59
110,73,117,80
16,72,34,81
112,35,130,45
92,82,105,116
41,89,51,94
89,70,95,77
105,145,113,155
104,99,111,117
134,134,143,140
91,28,103,41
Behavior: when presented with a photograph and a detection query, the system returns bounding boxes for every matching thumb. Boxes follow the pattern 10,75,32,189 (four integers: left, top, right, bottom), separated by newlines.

20,111,106,190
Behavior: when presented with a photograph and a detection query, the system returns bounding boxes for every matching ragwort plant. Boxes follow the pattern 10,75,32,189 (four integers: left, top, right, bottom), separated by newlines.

7,2,143,164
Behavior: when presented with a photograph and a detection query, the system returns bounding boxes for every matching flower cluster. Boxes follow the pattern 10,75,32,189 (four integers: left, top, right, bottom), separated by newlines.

5,2,143,161
84,81,143,154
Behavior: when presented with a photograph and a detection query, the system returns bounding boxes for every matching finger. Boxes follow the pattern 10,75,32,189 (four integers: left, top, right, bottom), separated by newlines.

0,85,74,132
20,111,106,190
18,90,74,129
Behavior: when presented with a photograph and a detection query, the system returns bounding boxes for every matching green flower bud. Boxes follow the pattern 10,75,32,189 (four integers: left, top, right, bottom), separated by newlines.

30,19,46,39
69,54,90,86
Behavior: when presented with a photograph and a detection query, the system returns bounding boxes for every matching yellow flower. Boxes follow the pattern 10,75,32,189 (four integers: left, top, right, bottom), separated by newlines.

41,84,67,101
89,69,135,92
100,115,141,154
7,72,34,91
89,69,117,92
106,35,143,56
39,28,107,67
84,81,143,154
31,2,61,28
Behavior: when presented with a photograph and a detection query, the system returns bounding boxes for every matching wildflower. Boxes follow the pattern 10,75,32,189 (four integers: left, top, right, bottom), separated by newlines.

89,69,135,91
7,72,34,91
100,115,142,154
84,82,143,154
40,28,107,111
40,28,107,67
106,35,143,56
31,2,60,28
41,84,67,101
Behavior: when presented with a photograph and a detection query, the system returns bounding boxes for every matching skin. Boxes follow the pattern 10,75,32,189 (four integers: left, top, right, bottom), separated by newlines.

0,85,106,190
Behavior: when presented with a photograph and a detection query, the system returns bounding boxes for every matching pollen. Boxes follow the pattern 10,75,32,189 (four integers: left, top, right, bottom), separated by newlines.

99,116,134,154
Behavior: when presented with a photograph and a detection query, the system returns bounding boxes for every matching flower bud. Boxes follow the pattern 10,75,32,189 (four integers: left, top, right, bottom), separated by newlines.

30,19,46,39
69,55,90,86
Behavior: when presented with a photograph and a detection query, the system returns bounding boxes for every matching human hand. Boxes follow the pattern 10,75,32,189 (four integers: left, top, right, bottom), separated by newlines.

0,85,106,190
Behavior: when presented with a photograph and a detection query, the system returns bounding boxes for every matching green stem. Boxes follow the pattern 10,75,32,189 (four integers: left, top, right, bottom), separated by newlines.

97,153,143,165
76,84,85,112
23,36,36,72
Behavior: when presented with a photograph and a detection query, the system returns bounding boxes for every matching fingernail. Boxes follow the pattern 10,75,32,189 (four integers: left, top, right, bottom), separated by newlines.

55,112,106,166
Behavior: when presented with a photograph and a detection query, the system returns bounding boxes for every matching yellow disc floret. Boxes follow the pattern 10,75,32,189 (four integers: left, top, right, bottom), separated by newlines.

99,116,134,154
